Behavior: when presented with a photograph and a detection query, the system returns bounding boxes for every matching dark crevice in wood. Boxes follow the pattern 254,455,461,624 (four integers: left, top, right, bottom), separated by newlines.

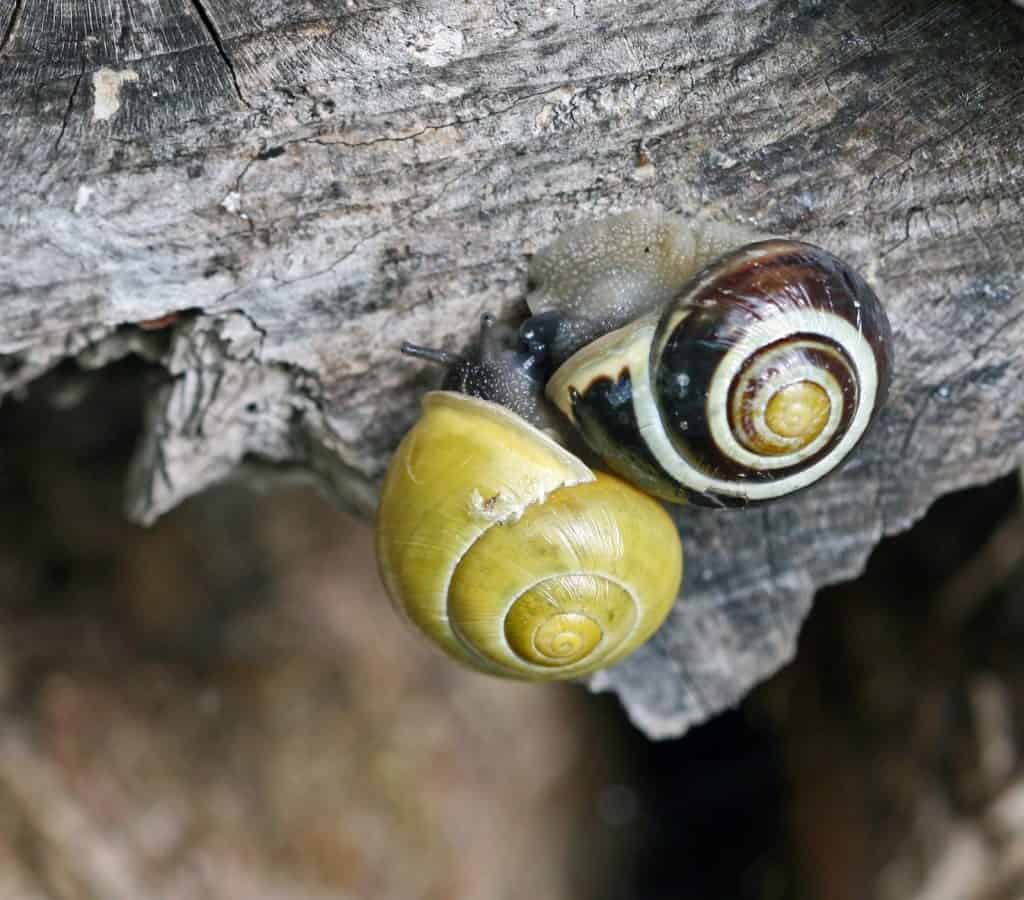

48,70,84,167
186,0,251,109
0,0,23,57
935,504,1024,630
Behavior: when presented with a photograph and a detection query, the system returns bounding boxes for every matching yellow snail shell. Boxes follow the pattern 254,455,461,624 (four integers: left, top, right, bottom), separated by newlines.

375,391,683,679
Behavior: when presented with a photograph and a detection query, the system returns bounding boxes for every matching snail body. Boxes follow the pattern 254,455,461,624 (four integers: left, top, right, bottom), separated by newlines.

376,391,682,679
376,211,893,678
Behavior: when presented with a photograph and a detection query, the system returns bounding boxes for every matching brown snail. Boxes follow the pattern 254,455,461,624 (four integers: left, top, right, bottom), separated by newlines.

376,211,893,678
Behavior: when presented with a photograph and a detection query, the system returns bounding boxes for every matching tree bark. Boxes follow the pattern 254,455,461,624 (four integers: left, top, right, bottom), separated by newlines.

2,0,1023,737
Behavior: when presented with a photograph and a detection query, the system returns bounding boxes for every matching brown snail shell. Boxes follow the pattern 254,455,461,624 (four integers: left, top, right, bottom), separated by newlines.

544,237,892,506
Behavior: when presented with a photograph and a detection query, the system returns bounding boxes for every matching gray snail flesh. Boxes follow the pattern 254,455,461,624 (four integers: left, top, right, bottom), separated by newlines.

403,211,893,508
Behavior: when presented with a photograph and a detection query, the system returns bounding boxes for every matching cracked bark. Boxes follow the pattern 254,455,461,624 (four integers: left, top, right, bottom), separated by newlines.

185,0,250,109
2,0,1024,743
46,68,83,165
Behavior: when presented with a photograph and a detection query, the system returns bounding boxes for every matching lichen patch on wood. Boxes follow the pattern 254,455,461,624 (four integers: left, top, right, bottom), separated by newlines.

91,67,139,123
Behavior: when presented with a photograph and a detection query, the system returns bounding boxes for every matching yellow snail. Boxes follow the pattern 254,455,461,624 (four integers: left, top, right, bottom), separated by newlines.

376,393,682,679
376,211,893,679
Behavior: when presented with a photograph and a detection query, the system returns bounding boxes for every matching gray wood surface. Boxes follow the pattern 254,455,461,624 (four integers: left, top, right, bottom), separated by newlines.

2,0,1023,737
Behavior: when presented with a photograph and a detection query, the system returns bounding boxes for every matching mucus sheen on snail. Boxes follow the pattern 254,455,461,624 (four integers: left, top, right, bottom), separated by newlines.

376,211,893,680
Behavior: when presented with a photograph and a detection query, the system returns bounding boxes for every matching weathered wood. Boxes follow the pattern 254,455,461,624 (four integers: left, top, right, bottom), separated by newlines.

2,0,1023,737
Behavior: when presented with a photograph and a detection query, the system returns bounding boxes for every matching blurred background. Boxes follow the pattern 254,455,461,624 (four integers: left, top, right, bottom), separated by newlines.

1,357,1022,900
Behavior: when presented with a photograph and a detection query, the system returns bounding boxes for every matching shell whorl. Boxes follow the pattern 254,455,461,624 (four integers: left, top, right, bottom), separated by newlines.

375,393,682,679
546,240,893,507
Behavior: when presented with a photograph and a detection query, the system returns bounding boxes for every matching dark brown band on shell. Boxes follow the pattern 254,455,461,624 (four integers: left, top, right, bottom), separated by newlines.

647,240,891,500
728,338,855,456
567,371,687,503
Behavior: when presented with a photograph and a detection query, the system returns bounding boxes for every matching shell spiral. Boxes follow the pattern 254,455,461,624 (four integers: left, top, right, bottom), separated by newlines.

546,240,893,507
375,392,683,679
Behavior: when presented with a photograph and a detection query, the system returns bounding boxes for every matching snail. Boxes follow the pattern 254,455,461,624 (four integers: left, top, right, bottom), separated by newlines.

376,211,893,678
375,391,682,679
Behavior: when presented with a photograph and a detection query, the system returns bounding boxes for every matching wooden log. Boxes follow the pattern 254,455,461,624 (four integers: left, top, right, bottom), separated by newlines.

2,0,1023,737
